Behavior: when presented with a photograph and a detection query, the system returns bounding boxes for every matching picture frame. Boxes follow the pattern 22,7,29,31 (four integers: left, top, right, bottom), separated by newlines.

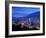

5,1,45,37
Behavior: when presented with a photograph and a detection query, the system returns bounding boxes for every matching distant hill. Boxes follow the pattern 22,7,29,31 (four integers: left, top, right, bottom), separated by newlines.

12,11,40,23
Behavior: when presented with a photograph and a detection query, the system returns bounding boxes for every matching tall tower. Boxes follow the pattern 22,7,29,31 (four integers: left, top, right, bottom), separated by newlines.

28,18,31,24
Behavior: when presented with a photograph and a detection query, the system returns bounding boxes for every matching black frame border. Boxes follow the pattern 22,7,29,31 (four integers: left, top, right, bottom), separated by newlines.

5,1,45,38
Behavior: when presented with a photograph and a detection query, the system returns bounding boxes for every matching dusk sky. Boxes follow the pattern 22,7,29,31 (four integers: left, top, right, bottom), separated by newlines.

12,7,40,18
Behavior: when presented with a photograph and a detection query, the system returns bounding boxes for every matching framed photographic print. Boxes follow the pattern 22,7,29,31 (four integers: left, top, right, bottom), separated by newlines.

5,1,45,37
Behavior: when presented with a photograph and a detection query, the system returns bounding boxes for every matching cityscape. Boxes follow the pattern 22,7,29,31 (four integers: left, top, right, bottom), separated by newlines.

12,7,40,31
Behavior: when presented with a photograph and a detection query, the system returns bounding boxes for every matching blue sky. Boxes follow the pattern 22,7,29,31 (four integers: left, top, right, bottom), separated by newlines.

12,7,40,18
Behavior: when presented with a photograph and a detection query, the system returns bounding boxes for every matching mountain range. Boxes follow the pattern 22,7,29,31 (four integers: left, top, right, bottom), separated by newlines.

12,11,40,23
